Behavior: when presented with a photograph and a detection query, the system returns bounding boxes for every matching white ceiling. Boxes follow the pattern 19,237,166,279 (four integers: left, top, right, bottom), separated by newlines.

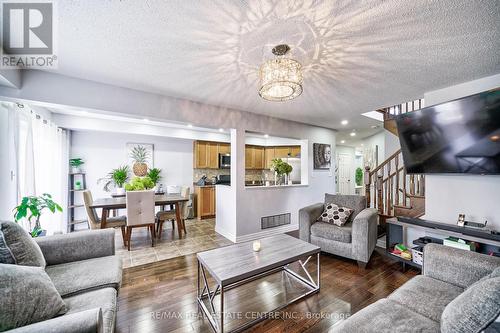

49,0,500,129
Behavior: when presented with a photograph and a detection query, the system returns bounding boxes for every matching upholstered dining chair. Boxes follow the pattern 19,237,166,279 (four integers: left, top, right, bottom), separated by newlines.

125,190,156,251
156,186,190,239
83,190,127,246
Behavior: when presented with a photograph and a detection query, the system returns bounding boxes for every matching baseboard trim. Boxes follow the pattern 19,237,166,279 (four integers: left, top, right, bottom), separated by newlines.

235,224,298,243
214,226,236,243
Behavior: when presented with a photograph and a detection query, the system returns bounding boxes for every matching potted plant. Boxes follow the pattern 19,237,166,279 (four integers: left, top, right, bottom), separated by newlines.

69,158,84,173
130,145,149,177
271,159,293,185
74,180,82,190
98,165,129,194
147,168,162,191
124,176,155,191
13,193,63,237
355,167,363,186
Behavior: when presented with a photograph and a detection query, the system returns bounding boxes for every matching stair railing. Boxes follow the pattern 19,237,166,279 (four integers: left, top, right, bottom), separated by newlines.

364,149,425,216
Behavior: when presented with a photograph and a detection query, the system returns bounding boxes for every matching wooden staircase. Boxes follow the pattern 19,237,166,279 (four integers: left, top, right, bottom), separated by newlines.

365,99,426,231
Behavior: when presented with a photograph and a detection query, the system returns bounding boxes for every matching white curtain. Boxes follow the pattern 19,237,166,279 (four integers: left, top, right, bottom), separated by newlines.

14,106,69,234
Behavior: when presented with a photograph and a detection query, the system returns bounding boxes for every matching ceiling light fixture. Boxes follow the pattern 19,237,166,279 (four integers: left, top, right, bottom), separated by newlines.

187,124,193,128
350,132,356,137
259,44,303,102
143,118,149,122
341,120,348,125
340,140,345,144
264,134,269,138
218,128,224,132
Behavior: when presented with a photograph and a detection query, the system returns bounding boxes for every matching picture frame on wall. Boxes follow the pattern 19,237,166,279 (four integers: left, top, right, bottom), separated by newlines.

127,143,154,177
313,143,331,170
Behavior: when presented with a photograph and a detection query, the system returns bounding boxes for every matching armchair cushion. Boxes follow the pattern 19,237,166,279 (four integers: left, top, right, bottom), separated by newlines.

299,203,324,243
35,229,115,266
324,194,366,222
310,222,352,243
46,255,122,297
0,264,66,331
0,221,46,268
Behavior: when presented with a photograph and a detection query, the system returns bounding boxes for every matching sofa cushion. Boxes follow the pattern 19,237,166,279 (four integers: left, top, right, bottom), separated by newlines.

324,194,366,222
388,275,463,322
331,299,440,333
0,221,46,267
318,203,353,226
311,222,352,243
46,255,122,297
441,276,500,333
64,287,117,333
0,229,15,264
0,264,67,331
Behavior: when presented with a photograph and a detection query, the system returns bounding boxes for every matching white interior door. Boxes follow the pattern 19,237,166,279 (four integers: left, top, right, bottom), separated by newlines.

338,153,353,195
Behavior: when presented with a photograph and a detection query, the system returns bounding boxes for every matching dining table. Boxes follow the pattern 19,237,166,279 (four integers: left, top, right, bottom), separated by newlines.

89,194,189,238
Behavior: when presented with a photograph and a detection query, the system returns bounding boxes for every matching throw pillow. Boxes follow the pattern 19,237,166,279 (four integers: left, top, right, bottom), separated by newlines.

318,203,353,226
0,221,46,268
441,276,500,333
0,264,67,331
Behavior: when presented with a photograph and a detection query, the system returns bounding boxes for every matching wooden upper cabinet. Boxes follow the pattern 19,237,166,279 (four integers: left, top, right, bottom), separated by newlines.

265,147,275,169
219,143,230,154
207,142,219,169
274,146,290,159
245,145,254,169
290,146,301,157
194,141,222,169
254,146,265,169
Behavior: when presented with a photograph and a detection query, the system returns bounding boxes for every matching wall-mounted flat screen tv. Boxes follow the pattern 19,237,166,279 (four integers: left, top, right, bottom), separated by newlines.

396,89,500,174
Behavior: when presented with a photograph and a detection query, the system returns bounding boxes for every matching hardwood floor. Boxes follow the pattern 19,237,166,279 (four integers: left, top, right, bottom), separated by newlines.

116,249,418,333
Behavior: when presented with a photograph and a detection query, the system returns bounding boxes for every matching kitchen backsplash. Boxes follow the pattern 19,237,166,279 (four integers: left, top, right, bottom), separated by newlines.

193,168,230,183
193,168,275,183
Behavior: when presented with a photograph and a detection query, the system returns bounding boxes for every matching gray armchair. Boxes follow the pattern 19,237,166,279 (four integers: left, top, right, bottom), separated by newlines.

299,194,378,268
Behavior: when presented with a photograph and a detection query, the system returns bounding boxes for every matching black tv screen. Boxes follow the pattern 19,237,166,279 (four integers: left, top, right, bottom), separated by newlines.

396,89,500,174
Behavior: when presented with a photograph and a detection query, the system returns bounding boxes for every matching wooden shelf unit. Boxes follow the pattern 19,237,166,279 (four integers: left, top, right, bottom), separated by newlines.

68,173,89,232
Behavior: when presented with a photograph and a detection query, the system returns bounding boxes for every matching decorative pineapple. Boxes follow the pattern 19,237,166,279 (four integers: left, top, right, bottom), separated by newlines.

130,145,149,176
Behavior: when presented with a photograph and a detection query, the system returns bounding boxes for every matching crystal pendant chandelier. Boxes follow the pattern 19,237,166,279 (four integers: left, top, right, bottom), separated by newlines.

259,44,303,102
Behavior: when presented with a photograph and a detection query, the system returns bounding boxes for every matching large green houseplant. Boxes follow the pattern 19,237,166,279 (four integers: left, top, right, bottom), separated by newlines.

355,167,363,186
147,168,162,186
13,193,63,237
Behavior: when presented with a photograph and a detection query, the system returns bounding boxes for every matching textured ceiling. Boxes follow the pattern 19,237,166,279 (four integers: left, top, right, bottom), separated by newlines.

49,0,500,129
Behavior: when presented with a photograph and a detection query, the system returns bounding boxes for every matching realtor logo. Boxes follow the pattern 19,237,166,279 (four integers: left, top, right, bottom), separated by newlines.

1,1,57,68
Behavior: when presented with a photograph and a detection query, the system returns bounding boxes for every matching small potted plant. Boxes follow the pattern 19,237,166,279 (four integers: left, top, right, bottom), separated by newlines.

69,158,84,173
147,168,162,191
74,180,82,190
98,165,129,194
13,193,63,237
270,159,293,185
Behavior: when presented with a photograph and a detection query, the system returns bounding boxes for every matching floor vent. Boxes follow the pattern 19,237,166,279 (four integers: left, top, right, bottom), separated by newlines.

261,213,291,229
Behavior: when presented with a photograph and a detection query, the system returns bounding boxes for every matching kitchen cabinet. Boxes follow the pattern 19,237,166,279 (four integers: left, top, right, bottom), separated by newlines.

274,146,290,159
193,141,221,169
195,185,215,219
245,145,265,170
290,145,301,157
265,147,275,169
219,143,230,154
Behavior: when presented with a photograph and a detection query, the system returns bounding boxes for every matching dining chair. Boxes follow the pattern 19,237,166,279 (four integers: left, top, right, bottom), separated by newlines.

156,186,190,239
83,190,127,246
125,190,156,251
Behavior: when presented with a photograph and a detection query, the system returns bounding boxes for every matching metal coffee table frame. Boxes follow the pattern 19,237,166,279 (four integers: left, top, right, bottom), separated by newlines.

197,252,320,333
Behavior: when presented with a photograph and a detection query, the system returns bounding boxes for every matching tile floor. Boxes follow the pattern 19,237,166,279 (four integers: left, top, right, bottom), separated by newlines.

114,218,233,268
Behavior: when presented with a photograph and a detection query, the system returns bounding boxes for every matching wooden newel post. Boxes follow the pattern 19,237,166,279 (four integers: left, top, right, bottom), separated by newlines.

364,166,371,207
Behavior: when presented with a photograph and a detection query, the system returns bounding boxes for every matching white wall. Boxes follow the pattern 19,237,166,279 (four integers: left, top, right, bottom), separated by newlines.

71,130,194,200
363,131,385,164
423,74,500,229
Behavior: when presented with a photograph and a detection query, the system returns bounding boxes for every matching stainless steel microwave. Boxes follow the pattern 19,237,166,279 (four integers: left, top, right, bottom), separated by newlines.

219,154,230,169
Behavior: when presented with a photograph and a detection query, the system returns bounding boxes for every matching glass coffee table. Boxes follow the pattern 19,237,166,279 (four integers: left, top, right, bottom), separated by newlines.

196,234,321,332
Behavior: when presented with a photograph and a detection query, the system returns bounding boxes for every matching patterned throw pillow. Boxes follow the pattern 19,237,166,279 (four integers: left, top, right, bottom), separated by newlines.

318,203,353,226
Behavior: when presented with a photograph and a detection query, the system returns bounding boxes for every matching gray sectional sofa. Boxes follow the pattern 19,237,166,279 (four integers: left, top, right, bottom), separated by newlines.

332,244,500,333
1,223,122,333
299,194,378,267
